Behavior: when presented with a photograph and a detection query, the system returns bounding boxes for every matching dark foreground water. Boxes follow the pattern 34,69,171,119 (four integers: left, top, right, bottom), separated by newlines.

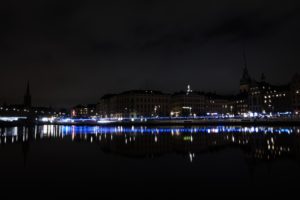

1,125,300,198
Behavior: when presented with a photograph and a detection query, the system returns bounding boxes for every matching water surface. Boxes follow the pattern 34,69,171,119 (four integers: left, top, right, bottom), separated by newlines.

1,125,300,198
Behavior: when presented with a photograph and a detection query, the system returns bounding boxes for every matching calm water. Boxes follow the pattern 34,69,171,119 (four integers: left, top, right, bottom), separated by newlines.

1,125,300,198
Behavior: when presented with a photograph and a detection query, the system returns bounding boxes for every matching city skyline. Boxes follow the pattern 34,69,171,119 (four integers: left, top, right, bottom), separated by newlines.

2,67,298,119
1,68,299,108
1,1,300,197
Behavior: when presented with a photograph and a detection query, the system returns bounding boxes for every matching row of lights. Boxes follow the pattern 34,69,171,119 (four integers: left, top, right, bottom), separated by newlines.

0,107,65,115
264,93,286,99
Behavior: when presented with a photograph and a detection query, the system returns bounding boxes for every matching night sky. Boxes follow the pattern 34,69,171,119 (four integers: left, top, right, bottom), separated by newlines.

1,0,299,107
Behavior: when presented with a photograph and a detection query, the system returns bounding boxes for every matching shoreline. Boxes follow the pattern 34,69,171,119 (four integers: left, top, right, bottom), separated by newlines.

1,119,300,127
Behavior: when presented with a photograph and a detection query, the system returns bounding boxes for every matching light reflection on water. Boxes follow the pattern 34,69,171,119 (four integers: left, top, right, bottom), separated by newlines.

1,125,300,162
1,125,300,197
2,125,298,136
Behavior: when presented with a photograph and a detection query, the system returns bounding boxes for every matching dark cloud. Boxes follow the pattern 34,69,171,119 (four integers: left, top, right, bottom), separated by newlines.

203,8,299,42
0,0,300,107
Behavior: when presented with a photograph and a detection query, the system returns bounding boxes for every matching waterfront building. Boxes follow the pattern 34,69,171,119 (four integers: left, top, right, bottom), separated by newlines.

240,67,252,94
87,104,97,116
96,94,118,118
71,104,96,117
170,85,206,117
206,93,233,115
291,73,300,114
97,90,171,118
0,81,57,117
248,74,291,113
236,59,252,114
232,93,249,114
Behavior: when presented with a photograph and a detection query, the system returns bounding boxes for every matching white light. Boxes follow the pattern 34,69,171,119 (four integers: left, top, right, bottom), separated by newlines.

97,120,113,124
0,117,26,122
41,117,49,122
189,153,193,162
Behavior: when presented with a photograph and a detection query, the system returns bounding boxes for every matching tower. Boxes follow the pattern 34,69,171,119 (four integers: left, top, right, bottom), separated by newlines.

186,84,192,95
24,81,32,108
261,73,266,82
239,48,251,93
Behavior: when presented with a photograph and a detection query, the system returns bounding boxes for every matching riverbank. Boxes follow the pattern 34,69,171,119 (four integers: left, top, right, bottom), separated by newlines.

1,118,300,127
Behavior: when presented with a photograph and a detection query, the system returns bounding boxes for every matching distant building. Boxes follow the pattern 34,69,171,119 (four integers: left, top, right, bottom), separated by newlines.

239,49,252,94
97,90,171,118
171,85,206,117
206,93,233,114
87,104,97,116
290,73,300,114
77,68,300,118
72,105,88,117
96,94,118,118
71,104,96,117
248,74,291,113
240,67,252,93
0,81,57,117
170,85,236,116
232,93,249,114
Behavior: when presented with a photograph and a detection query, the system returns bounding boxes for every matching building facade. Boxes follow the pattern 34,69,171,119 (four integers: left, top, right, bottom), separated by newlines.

94,71,299,118
71,104,96,117
248,77,291,113
171,86,206,117
206,94,233,115
97,90,171,118
291,74,300,114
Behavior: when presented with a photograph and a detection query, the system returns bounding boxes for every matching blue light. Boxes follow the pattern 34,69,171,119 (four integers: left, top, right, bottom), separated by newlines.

58,125,297,135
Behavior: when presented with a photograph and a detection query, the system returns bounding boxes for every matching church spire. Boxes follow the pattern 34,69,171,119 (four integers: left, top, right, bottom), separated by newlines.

240,47,251,83
261,73,266,82
26,81,30,95
24,81,32,108
243,45,248,70
240,46,251,93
